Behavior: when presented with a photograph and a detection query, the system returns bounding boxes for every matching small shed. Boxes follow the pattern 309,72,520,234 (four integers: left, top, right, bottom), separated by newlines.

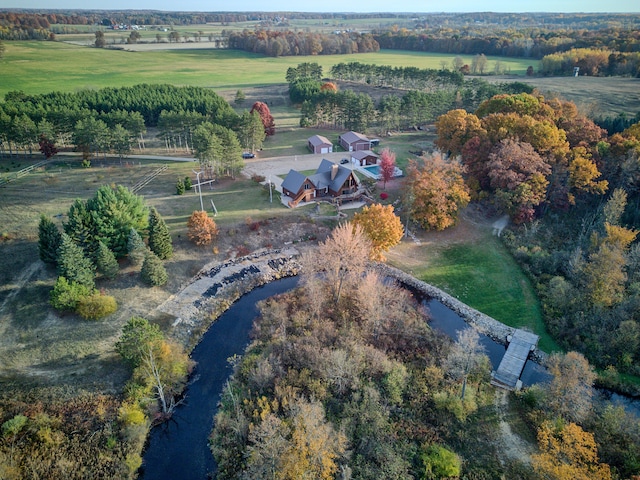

307,135,333,154
338,131,371,152
350,150,379,166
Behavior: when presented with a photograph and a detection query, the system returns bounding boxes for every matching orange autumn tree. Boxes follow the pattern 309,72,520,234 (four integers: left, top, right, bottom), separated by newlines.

187,210,219,246
352,203,404,261
406,155,470,231
532,420,612,480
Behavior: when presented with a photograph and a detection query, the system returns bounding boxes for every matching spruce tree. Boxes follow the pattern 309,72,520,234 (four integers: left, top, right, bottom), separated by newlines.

38,214,62,266
96,241,119,279
148,207,173,260
141,251,168,286
57,233,95,289
127,228,146,266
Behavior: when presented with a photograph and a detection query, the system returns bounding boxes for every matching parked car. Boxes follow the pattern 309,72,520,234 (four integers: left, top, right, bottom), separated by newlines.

242,152,255,159
340,158,349,164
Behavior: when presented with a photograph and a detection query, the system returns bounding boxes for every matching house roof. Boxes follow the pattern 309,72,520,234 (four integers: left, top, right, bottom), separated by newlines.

311,159,358,192
281,169,309,193
282,159,358,196
308,134,332,146
340,131,370,145
351,150,378,160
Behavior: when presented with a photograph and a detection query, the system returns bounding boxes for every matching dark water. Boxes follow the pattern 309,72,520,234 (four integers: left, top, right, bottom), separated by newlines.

139,276,299,480
426,299,551,386
141,276,637,479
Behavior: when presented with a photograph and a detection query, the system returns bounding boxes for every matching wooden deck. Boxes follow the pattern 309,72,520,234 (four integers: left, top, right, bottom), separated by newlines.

491,329,539,391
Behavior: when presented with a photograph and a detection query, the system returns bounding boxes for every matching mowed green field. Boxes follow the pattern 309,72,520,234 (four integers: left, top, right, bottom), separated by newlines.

0,40,535,98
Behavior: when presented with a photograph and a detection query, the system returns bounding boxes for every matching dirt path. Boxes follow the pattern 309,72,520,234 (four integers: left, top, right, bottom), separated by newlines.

494,390,536,466
0,261,42,337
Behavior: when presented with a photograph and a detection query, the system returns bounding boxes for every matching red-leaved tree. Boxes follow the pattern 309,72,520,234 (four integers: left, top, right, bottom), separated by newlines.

379,148,396,190
250,101,276,136
39,134,58,159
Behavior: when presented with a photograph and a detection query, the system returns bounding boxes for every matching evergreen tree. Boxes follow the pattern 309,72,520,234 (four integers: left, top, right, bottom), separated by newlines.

127,228,146,266
96,241,119,279
141,251,168,286
57,233,95,289
86,185,148,258
148,207,173,260
64,198,97,259
176,178,185,195
50,276,93,311
38,214,62,266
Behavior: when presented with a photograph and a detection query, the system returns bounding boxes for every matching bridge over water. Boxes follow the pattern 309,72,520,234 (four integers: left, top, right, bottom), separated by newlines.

491,329,540,391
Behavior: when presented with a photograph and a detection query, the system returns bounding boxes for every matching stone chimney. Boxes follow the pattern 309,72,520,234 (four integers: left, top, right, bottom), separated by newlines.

331,164,338,181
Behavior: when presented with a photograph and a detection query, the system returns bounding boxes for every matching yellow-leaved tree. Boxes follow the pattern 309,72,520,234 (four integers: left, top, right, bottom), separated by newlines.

532,420,612,480
406,155,470,231
352,203,404,261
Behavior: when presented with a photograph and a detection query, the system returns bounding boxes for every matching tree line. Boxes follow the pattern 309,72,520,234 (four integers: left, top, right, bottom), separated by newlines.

227,29,379,57
330,61,464,91
0,84,270,177
373,24,640,62
540,48,640,77
433,92,640,385
288,62,533,132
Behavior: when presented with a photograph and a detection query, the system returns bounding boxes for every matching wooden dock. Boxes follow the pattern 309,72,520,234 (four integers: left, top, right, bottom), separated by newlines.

491,329,539,391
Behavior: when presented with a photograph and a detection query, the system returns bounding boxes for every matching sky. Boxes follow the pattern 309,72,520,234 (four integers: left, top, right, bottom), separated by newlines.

2,0,638,13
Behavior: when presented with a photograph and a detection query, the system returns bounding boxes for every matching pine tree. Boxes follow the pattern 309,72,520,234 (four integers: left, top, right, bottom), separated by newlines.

96,241,119,279
127,228,146,266
64,198,97,259
86,185,148,258
148,207,173,260
141,251,168,286
57,233,95,289
38,214,62,266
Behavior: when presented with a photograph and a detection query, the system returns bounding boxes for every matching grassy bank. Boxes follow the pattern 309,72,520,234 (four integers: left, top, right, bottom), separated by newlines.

386,218,560,353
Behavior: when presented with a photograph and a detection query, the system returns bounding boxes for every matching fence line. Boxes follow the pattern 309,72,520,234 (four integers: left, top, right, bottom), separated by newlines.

131,165,168,193
0,159,53,187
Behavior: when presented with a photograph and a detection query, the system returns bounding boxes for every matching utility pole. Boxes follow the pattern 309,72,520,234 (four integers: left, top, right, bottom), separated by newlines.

269,175,272,203
193,170,204,211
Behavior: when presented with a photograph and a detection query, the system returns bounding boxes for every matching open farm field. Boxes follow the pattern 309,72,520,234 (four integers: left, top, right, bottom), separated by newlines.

0,41,532,98
487,74,640,117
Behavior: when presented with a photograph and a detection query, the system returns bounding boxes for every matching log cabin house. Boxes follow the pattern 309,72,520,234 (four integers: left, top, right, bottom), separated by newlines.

281,159,360,208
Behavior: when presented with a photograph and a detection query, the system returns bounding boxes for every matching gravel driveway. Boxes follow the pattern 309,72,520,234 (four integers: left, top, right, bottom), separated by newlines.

242,151,354,191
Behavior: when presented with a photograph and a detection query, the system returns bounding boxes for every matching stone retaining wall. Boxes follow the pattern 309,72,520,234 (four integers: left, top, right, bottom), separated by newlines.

157,247,546,363
157,247,301,348
375,264,547,364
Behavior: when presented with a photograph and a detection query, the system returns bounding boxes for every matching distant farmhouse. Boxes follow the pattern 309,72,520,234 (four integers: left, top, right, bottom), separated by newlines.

281,159,360,208
307,135,333,154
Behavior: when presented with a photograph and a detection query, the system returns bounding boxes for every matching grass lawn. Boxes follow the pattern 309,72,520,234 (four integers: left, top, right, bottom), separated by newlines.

0,41,535,99
387,219,560,353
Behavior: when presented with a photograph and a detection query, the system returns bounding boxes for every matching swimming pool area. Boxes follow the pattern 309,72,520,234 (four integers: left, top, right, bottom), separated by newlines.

362,164,380,176
357,163,403,179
